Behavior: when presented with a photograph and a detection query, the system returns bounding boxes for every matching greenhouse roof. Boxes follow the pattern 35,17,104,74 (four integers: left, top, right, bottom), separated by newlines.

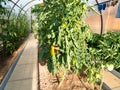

1,0,118,13
4,0,116,13
5,0,43,13
1,0,119,20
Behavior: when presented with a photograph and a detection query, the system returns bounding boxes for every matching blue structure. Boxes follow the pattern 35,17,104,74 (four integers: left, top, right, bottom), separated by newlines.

116,3,120,18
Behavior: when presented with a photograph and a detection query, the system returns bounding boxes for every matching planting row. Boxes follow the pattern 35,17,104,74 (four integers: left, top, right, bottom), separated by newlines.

88,32,120,73
0,0,29,56
32,0,120,89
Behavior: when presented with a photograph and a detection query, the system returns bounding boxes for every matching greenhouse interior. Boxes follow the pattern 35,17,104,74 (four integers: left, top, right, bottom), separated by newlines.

0,0,120,90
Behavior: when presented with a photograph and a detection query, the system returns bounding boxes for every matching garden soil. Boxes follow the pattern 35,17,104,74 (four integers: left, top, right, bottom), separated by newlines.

38,61,100,90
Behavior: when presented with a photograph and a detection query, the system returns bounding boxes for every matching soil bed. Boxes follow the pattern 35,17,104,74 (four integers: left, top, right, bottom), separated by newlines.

39,60,101,90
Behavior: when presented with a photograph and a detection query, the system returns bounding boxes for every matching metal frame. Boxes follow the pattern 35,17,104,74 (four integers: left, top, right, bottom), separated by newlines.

8,0,19,20
95,0,103,35
3,0,116,35
8,0,26,19
8,0,42,20
17,0,43,19
16,0,36,20
94,0,113,35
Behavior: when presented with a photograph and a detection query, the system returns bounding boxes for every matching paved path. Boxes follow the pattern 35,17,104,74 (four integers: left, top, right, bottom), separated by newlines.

4,34,38,90
103,70,120,90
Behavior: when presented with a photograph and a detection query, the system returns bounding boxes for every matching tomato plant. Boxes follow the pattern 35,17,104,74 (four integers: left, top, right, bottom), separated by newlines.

0,11,29,55
99,32,120,72
87,31,120,73
33,0,104,88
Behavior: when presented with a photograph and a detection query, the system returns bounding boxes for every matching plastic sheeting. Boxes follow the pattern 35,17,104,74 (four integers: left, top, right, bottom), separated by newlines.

4,0,119,19
8,0,43,14
86,1,120,33
1,0,120,33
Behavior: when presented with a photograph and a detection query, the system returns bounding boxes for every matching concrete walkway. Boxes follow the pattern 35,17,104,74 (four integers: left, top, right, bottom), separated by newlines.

4,34,38,90
103,70,120,90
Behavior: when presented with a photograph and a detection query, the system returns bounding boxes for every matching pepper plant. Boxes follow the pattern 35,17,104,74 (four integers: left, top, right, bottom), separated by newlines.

4,13,29,55
87,31,120,73
0,11,29,55
35,0,103,87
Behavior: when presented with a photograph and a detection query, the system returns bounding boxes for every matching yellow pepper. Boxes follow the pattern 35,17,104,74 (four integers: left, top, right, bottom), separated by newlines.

50,45,58,56
51,46,55,55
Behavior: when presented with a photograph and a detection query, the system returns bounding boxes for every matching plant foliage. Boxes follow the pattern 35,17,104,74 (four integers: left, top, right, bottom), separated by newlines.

0,11,29,55
87,32,120,73
33,0,104,86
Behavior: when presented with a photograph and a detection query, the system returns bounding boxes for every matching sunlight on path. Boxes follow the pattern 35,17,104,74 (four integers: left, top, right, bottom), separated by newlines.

4,34,38,90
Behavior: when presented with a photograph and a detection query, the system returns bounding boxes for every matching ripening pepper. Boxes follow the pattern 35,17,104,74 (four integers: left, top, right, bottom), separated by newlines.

50,45,58,56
